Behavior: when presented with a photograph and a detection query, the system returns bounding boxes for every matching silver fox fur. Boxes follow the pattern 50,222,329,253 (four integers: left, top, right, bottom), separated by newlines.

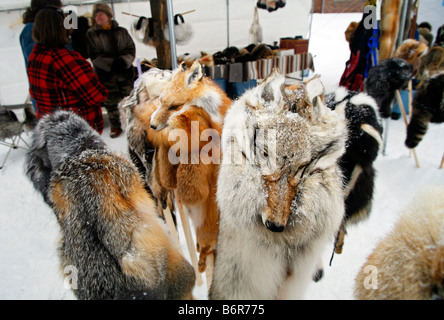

25,111,195,300
209,71,347,299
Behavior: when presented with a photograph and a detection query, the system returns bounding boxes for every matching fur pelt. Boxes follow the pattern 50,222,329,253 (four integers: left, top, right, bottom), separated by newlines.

325,87,382,254
25,111,195,300
354,186,444,300
379,0,402,62
149,61,232,275
393,39,428,76
365,57,413,118
405,72,444,149
417,46,444,84
257,0,286,12
326,87,382,226
209,72,347,299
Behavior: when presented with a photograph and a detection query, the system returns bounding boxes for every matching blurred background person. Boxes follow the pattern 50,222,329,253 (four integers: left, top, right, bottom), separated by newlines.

86,2,136,138
27,7,108,134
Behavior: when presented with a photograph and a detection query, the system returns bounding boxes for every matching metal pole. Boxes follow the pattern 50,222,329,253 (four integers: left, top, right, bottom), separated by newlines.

166,0,178,69
396,0,409,48
226,0,230,47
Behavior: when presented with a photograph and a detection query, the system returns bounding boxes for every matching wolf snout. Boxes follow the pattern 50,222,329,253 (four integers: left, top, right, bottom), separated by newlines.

265,220,284,232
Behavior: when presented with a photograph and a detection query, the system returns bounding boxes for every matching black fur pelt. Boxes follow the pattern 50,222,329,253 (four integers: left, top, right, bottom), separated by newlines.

405,72,444,148
326,87,383,226
365,58,413,118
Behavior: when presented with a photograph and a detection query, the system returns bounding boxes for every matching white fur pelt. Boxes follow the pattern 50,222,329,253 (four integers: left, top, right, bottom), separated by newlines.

209,71,347,300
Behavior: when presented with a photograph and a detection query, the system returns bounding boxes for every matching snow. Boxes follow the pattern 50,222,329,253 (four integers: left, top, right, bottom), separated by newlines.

1,9,444,300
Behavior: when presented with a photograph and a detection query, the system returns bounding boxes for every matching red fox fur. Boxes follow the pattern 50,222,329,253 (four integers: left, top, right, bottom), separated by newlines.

149,61,232,274
379,0,402,62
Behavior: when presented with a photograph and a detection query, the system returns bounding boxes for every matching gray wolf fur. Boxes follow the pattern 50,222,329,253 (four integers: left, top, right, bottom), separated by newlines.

354,186,444,300
25,111,195,300
209,71,347,299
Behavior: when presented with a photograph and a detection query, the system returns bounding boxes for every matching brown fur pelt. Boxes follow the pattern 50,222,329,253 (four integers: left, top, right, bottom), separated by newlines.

354,186,444,300
393,39,428,76
417,46,444,84
379,0,402,62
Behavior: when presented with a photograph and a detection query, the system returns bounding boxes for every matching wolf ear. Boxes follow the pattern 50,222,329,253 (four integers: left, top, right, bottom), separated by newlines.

259,68,285,105
186,60,203,87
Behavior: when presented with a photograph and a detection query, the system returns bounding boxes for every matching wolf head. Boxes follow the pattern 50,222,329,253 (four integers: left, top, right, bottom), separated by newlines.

219,70,347,234
150,61,229,132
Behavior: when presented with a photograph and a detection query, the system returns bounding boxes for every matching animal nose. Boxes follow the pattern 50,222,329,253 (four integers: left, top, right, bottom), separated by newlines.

150,124,157,130
265,220,284,233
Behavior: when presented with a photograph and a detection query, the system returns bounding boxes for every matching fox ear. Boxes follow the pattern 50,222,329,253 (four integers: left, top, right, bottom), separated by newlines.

186,60,203,87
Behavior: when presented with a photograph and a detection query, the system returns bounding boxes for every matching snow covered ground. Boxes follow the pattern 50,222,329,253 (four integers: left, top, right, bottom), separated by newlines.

1,12,443,300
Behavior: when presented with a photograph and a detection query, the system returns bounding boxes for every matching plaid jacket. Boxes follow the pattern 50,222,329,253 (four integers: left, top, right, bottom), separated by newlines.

28,44,108,133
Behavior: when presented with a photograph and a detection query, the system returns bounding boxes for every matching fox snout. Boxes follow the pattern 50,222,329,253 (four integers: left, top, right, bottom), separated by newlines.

265,220,285,233
261,174,297,233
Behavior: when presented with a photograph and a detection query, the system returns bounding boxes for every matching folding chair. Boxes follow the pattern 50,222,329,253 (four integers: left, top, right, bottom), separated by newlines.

0,104,31,169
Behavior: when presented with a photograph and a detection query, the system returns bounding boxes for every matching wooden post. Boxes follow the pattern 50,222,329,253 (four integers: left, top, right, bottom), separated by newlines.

395,90,420,168
150,0,172,69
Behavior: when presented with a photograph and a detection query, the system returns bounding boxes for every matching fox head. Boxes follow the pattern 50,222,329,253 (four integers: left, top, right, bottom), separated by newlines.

219,69,347,233
150,61,229,132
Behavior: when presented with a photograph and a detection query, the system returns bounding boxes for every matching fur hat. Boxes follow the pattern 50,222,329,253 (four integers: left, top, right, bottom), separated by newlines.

92,3,113,19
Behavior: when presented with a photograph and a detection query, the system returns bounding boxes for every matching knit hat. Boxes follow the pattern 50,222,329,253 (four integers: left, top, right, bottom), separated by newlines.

92,3,113,19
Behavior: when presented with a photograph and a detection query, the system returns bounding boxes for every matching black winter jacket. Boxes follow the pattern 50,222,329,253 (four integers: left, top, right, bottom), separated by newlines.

86,20,136,84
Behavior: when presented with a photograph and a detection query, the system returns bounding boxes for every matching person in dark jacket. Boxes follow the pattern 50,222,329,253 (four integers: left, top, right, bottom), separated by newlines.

20,0,63,113
86,3,136,138
27,7,108,134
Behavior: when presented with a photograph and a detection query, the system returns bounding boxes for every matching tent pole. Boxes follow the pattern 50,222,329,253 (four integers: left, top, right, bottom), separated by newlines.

166,0,178,69
226,0,230,47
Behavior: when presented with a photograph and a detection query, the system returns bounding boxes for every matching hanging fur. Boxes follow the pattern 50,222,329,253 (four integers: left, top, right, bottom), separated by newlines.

365,58,413,118
131,16,158,47
249,6,263,45
25,111,195,300
164,14,193,45
417,46,444,84
209,72,347,299
405,72,444,149
325,87,383,254
379,0,402,62
393,39,428,76
354,186,444,300
256,0,286,12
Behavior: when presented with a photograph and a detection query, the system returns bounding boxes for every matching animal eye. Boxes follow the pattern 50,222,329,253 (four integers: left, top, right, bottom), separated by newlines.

168,104,181,111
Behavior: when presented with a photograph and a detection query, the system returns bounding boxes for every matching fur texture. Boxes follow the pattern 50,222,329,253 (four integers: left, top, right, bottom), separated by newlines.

209,72,347,299
365,58,413,118
325,87,382,254
405,72,444,149
25,111,195,300
149,61,232,274
393,39,428,76
379,0,402,62
326,87,382,225
354,186,444,300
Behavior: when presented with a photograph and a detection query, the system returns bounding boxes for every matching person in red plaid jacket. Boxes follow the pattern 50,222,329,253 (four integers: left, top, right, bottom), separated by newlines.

27,7,108,134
